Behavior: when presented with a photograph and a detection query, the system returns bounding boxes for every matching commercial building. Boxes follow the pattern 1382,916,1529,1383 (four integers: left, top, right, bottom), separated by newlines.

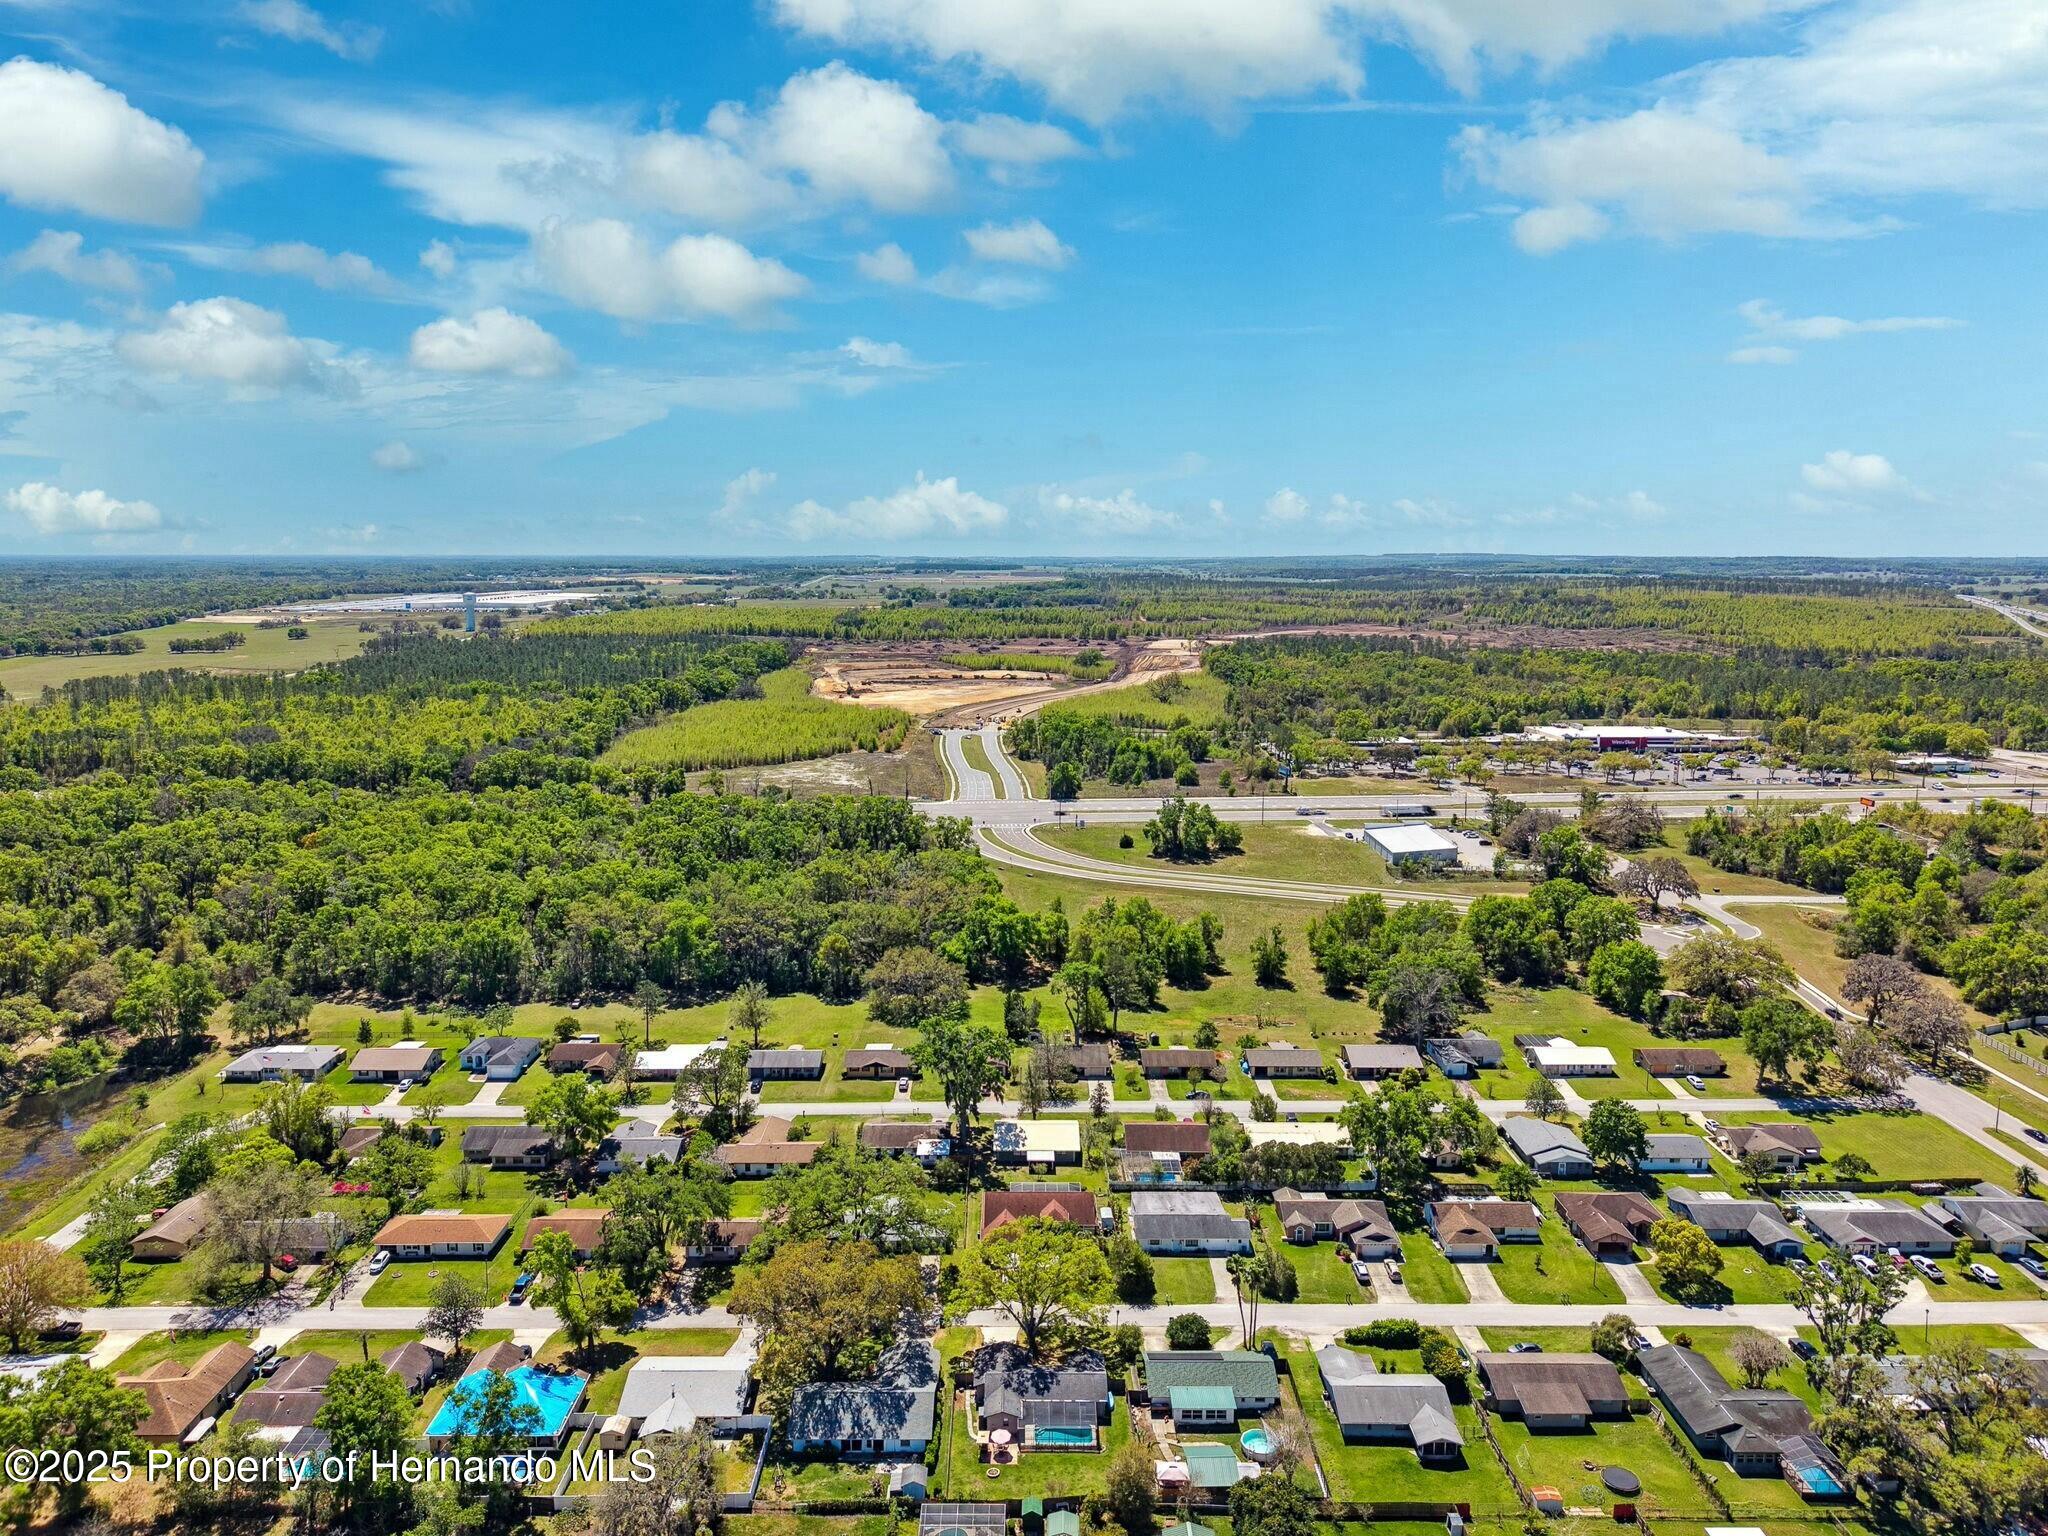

1360,824,1460,866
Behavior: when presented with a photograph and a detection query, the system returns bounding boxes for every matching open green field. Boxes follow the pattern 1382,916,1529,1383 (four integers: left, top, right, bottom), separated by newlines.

108,1329,255,1374
1041,669,1229,729
1034,819,1515,893
0,617,377,699
1494,1219,1623,1305
602,667,911,770
1461,986,1679,1103
537,1327,740,1415
1718,1108,2012,1184
1491,1412,1707,1517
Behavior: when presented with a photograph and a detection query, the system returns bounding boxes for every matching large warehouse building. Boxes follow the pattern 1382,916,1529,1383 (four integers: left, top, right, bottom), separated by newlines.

1360,824,1460,867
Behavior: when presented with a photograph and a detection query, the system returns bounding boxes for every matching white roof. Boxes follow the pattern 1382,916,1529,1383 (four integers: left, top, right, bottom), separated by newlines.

1361,824,1458,855
635,1042,718,1073
1244,1121,1348,1147
615,1352,754,1426
1528,1042,1616,1067
993,1119,1083,1157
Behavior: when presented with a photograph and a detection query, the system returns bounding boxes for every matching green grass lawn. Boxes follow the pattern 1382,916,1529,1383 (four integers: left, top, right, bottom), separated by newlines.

1717,1107,2013,1184
1038,819,1519,895
536,1327,741,1415
1280,1344,1516,1513
1399,1232,1469,1303
1257,1210,1370,1303
108,1329,255,1374
1152,1256,1219,1305
1927,1251,2043,1300
1671,1328,1822,1411
281,1328,512,1367
1461,987,1681,1103
0,616,378,699
1478,1327,1594,1353
364,1257,513,1306
1645,1243,1801,1306
1493,1227,1623,1305
1490,1413,1709,1519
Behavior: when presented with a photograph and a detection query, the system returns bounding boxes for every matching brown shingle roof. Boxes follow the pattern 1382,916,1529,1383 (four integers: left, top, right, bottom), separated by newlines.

1477,1353,1627,1419
861,1120,941,1151
1633,1047,1726,1075
352,1045,438,1074
1432,1199,1540,1234
548,1041,621,1073
1125,1121,1211,1156
712,1139,818,1167
133,1194,210,1255
121,1341,255,1440
980,1189,1101,1236
521,1209,612,1254
844,1047,916,1074
1556,1191,1661,1249
374,1212,510,1249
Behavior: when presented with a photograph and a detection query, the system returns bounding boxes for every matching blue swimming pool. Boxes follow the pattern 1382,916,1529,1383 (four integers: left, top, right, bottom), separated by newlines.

1241,1427,1276,1458
429,1366,584,1441
1032,1426,1097,1447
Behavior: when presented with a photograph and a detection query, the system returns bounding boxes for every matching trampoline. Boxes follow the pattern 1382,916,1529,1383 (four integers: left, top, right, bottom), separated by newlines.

1601,1467,1643,1496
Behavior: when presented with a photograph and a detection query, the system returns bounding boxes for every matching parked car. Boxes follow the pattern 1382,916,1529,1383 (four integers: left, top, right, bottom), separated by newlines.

1351,1261,1372,1282
1969,1262,2002,1286
37,1320,82,1343
1685,1074,1707,1092
251,1344,278,1370
509,1272,535,1304
1912,1254,1945,1281
1508,1342,1543,1354
1791,1338,1818,1360
1851,1253,1880,1276
896,1076,911,1093
2018,1256,2048,1281
1386,1261,1403,1284
368,1250,391,1274
2025,1126,2048,1145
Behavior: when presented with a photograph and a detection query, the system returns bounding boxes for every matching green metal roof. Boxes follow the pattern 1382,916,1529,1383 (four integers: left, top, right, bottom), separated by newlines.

1169,1384,1237,1415
1045,1515,1081,1536
1181,1442,1241,1488
1020,1500,1044,1516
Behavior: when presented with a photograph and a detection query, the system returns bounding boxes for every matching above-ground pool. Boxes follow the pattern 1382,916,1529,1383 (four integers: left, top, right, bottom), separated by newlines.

1031,1425,1097,1447
1241,1427,1276,1458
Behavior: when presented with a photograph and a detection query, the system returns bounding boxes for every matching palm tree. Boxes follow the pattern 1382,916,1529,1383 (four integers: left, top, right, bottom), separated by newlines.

1226,1252,1266,1348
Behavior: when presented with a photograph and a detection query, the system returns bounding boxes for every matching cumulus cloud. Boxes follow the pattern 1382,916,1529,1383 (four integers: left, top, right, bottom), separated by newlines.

242,0,383,61
117,297,319,390
8,230,148,293
717,467,776,521
787,472,1009,541
7,480,163,535
419,240,458,279
964,217,1075,269
1801,449,1907,495
625,131,802,227
0,59,205,225
370,440,424,472
1037,486,1177,532
534,218,806,324
1263,488,1312,524
856,243,919,285
409,307,572,377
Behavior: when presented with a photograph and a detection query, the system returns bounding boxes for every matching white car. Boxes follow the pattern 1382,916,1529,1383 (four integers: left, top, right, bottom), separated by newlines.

1911,1255,1945,1281
368,1250,391,1274
1851,1253,1880,1276
1969,1262,2002,1286
1685,1075,1707,1091
1351,1261,1372,1282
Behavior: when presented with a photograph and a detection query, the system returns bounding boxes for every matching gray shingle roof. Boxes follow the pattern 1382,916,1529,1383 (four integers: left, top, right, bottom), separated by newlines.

1315,1347,1462,1444
1503,1117,1591,1163
788,1340,937,1445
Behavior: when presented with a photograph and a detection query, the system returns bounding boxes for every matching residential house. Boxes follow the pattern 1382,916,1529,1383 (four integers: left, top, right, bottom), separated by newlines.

1637,1344,1849,1497
1503,1117,1594,1178
1342,1043,1425,1079
971,1342,1110,1443
1243,1121,1349,1149
1520,1037,1618,1078
1242,1046,1326,1080
1634,1047,1726,1077
1475,1353,1629,1429
1799,1200,1956,1257
1316,1346,1463,1461
521,1209,612,1257
1664,1189,1806,1259
121,1341,257,1444
1720,1124,1823,1172
1056,1043,1114,1080
992,1118,1082,1167
616,1352,755,1437
463,1341,533,1378
1144,1351,1280,1425
633,1042,717,1081
132,1195,211,1261
859,1121,949,1159
1555,1191,1662,1258
338,1124,384,1162
428,1360,586,1450
460,1125,558,1170
379,1340,449,1395
1641,1133,1715,1173
1141,1047,1218,1080
1424,1035,1504,1078
1424,1200,1542,1259
1120,1149,1186,1186
787,1339,939,1457
685,1219,762,1266
547,1040,622,1076
236,1353,335,1440
842,1047,916,1080
1125,1121,1210,1159
373,1211,511,1260
1130,1191,1253,1255
747,1048,825,1081
1937,1185,2048,1257
1273,1190,1398,1258
220,1044,342,1083
263,1214,344,1264
980,1188,1100,1237
711,1116,818,1177
459,1036,543,1080
350,1044,442,1083
595,1133,684,1174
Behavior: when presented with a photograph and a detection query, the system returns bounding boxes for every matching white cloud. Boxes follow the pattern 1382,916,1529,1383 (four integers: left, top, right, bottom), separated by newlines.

1263,488,1312,524
625,130,801,226
7,230,147,293
841,337,917,368
717,467,776,521
925,267,1052,307
964,217,1075,269
177,240,395,294
1618,489,1667,521
325,521,380,545
857,243,919,285
1036,486,1177,533
1728,344,1798,365
117,297,318,390
419,240,458,279
370,440,424,472
242,0,383,62
788,472,1009,541
409,307,572,377
1510,201,1609,255
1728,297,1962,362
534,218,806,323
7,480,162,535
746,62,952,211
0,59,205,226
1801,448,1906,495
952,113,1088,176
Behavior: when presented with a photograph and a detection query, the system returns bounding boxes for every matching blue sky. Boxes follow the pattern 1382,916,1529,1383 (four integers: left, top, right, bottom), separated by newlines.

0,0,2043,557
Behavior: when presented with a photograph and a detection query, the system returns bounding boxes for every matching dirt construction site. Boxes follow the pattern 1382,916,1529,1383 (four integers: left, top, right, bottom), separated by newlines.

806,636,1203,725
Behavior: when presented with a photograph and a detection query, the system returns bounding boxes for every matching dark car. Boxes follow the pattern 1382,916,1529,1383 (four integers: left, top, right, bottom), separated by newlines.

2026,1127,2048,1145
1791,1338,1818,1360
37,1320,82,1343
